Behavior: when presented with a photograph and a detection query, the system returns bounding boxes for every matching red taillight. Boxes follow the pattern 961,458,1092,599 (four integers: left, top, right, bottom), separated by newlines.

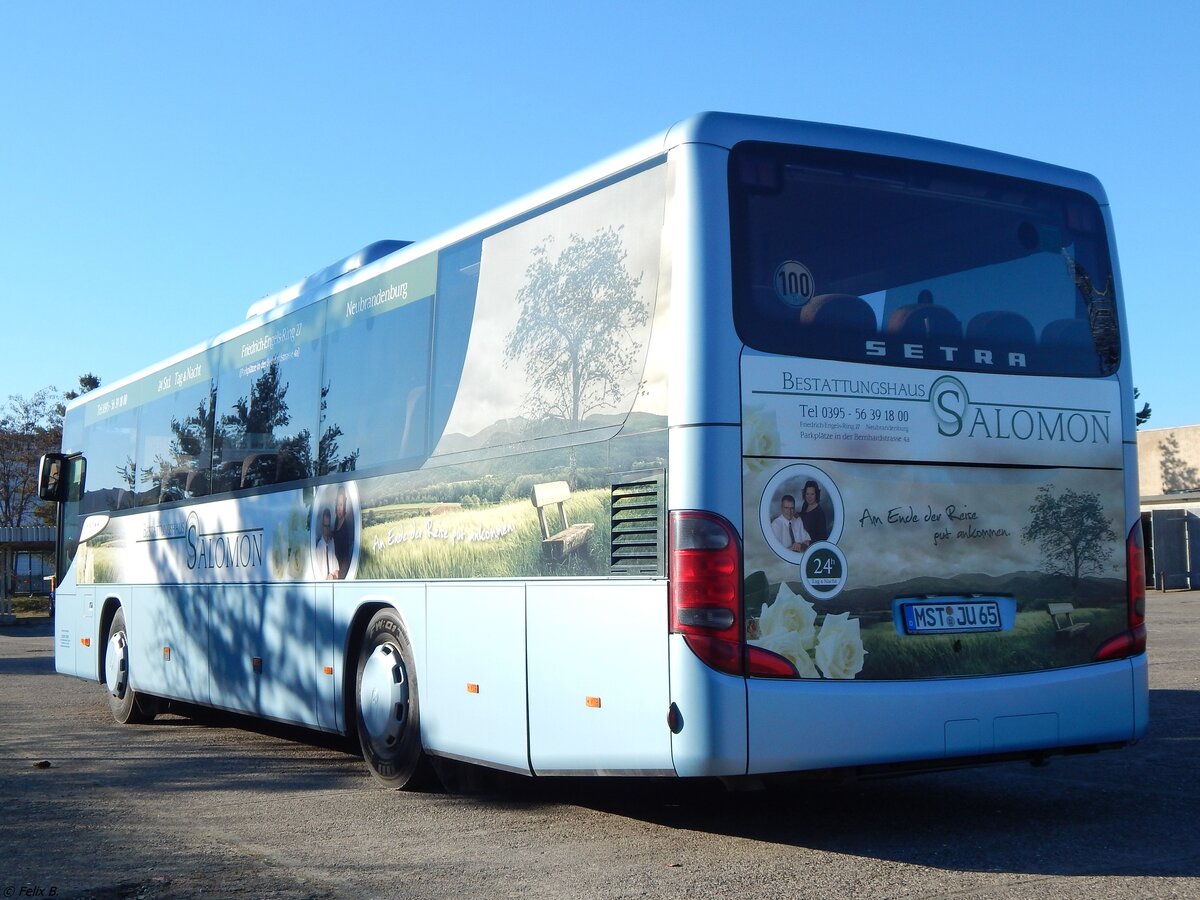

679,634,743,674
669,510,801,679
670,511,743,674
1127,523,1147,628
746,644,800,677
1094,522,1148,662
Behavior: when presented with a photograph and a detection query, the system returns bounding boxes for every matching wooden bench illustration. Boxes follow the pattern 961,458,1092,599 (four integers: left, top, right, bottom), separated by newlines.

1047,602,1090,636
531,481,594,563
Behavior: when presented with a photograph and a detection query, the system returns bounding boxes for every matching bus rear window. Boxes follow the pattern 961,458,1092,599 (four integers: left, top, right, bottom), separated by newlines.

729,142,1119,376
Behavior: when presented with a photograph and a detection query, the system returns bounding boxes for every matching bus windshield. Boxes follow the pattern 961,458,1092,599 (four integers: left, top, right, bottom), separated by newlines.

729,141,1119,377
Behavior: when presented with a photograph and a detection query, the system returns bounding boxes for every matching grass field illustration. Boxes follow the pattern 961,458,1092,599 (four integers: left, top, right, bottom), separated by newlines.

747,572,1127,678
358,487,610,579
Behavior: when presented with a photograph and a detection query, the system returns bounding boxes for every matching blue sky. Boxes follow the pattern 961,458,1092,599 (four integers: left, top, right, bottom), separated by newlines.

2,2,1196,428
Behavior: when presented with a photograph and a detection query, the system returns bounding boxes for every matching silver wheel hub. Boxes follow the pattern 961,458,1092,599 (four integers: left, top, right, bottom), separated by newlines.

359,644,409,748
105,631,129,698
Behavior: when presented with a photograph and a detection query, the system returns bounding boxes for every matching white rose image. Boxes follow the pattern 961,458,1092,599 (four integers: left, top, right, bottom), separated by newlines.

751,629,819,678
269,523,290,579
814,612,867,680
269,505,312,580
743,405,781,470
759,582,818,650
287,508,309,579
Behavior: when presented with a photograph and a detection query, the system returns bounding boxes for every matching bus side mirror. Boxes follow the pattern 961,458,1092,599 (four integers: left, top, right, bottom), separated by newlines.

39,454,67,502
39,453,84,503
38,451,85,508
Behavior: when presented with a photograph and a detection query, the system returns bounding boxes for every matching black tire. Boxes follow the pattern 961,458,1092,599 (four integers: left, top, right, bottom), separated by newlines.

104,608,154,725
429,755,503,795
354,609,432,789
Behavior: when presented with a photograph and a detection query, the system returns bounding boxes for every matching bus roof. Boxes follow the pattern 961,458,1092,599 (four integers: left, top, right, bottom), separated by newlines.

65,111,1108,414
667,112,1107,200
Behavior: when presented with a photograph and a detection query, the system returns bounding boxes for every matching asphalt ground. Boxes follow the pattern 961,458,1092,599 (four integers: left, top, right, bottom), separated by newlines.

0,590,1197,899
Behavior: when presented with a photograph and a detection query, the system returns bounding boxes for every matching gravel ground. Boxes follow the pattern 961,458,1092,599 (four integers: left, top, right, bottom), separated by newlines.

1,591,1197,899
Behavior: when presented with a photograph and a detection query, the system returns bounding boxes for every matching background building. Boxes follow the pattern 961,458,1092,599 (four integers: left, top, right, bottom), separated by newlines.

1138,426,1200,590
0,526,55,623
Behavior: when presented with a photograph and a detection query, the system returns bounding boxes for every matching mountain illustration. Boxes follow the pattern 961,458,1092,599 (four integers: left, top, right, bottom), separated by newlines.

435,411,666,456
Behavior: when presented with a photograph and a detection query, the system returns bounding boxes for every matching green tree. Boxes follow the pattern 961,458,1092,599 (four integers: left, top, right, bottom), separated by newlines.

1021,485,1118,588
0,385,81,527
1134,388,1151,429
55,372,102,421
0,376,100,526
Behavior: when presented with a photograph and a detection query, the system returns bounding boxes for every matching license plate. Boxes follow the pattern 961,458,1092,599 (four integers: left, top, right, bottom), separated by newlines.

902,599,1002,635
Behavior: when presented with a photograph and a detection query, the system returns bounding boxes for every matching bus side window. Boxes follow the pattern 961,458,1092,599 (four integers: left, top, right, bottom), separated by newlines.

211,460,242,495
158,468,190,503
240,452,280,489
80,406,138,514
320,289,432,475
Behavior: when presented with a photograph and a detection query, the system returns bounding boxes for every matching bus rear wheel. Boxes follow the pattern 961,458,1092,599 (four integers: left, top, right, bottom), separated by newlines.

354,609,431,789
104,608,154,725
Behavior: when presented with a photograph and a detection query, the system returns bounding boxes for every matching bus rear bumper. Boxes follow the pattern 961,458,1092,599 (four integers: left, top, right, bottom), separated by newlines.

746,654,1148,775
668,634,748,777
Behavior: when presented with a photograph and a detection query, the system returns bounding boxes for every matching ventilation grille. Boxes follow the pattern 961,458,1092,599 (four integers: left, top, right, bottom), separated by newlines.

610,471,664,576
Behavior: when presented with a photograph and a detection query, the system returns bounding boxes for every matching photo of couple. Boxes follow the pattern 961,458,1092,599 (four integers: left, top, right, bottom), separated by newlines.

765,468,839,560
312,483,358,580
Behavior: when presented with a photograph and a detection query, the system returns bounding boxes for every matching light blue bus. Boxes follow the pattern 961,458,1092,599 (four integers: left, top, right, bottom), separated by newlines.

40,113,1147,788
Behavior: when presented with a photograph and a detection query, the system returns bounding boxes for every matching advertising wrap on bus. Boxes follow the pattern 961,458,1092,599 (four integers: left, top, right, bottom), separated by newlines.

67,162,671,589
70,423,668,588
43,114,1146,788
741,352,1127,680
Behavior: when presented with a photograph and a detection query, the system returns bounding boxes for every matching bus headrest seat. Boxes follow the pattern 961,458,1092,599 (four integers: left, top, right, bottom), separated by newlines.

799,294,877,335
886,303,962,342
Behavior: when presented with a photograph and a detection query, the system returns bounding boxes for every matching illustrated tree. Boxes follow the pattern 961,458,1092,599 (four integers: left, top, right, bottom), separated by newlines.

1159,433,1199,494
1021,485,1118,588
503,227,647,483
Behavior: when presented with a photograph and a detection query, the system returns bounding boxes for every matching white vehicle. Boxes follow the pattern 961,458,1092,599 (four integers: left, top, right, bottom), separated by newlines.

40,113,1147,788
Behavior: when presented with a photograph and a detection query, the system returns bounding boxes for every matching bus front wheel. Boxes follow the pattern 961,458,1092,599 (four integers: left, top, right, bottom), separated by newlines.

354,609,431,789
104,608,154,725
